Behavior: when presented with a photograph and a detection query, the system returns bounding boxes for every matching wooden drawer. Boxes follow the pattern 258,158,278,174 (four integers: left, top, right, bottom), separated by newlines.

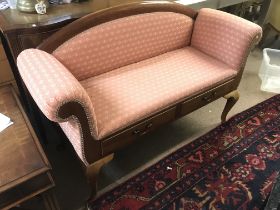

181,79,235,116
0,173,54,209
102,106,177,155
0,59,14,84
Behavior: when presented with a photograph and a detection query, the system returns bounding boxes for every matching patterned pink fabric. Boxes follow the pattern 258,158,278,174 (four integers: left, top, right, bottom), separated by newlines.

59,118,85,163
191,8,262,71
17,49,99,140
81,47,237,139
53,12,194,80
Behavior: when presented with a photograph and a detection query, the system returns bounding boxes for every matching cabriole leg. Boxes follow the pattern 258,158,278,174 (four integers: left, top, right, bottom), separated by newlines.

221,90,240,123
86,153,114,199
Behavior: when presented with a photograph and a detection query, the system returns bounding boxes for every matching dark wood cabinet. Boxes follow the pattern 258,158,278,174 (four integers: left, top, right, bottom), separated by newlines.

0,85,59,210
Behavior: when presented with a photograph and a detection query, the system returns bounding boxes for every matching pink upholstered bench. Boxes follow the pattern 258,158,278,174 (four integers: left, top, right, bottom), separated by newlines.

16,2,262,197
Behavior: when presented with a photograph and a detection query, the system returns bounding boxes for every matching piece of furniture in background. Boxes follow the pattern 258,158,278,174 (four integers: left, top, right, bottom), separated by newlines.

264,0,280,29
16,2,261,197
0,85,60,210
259,0,280,48
0,41,14,86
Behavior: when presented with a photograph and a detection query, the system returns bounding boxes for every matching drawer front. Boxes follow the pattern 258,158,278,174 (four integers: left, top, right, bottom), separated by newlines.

102,106,176,155
0,59,14,84
0,172,54,209
181,80,235,116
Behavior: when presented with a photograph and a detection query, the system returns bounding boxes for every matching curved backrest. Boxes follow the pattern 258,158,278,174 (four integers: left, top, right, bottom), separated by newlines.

38,2,197,80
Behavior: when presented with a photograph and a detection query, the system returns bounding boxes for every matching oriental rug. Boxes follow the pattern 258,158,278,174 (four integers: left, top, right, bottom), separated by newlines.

89,95,280,210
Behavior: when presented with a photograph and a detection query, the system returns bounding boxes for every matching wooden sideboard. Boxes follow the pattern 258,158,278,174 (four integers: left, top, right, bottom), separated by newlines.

0,85,59,210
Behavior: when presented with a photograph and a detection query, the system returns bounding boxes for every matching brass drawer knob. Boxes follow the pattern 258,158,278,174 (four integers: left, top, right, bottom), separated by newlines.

203,91,217,102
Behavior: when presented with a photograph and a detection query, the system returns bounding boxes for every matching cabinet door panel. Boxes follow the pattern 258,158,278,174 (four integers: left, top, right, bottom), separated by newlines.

18,30,59,50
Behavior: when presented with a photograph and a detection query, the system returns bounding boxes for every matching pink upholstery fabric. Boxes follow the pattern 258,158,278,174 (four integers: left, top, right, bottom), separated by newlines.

53,12,194,80
59,118,85,163
81,47,237,139
191,8,262,71
17,49,98,140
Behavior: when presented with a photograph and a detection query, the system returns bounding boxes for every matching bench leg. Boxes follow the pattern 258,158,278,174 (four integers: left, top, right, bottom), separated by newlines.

86,153,114,199
221,90,240,123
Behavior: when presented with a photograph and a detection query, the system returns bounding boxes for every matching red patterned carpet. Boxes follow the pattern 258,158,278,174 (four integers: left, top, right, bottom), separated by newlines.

89,95,280,210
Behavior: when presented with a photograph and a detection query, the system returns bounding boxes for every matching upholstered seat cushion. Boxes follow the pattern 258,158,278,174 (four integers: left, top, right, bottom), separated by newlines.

77,47,237,139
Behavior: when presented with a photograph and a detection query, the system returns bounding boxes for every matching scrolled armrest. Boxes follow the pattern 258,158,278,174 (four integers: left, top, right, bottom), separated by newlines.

17,49,98,138
191,8,262,72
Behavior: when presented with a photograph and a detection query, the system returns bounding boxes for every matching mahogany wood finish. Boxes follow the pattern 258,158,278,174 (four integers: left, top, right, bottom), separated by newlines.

40,2,249,197
0,85,59,209
221,90,240,122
